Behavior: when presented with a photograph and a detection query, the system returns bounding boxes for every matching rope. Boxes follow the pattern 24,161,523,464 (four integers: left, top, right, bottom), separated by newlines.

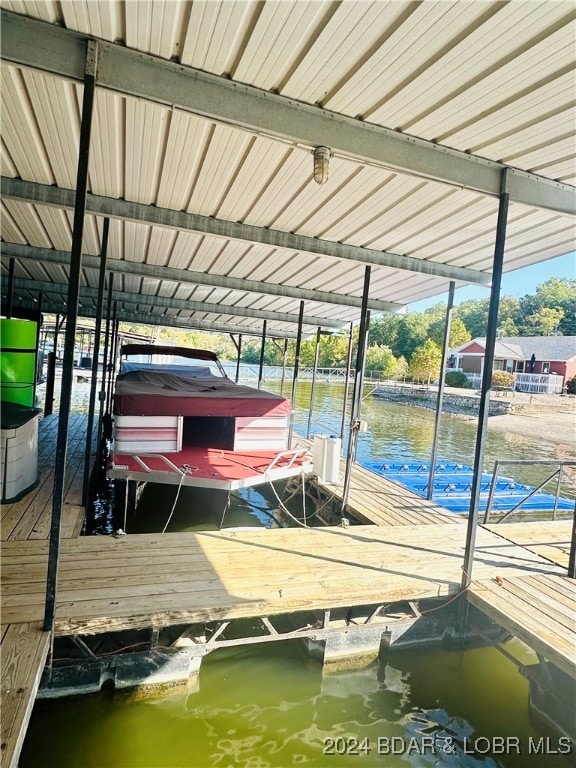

161,470,187,533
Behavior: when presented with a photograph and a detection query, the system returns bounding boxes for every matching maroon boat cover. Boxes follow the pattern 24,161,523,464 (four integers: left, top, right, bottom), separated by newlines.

113,370,291,417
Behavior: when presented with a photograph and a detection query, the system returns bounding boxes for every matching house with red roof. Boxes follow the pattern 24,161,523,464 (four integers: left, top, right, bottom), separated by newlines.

449,336,576,393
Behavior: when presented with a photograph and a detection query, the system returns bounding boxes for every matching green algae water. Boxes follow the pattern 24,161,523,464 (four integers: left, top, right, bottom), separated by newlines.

21,639,573,767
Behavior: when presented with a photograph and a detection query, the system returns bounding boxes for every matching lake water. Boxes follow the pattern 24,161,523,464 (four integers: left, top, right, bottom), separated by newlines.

22,378,575,767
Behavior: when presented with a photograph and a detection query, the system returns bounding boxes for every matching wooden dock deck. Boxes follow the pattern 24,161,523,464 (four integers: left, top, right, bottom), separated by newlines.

299,437,462,526
1,414,89,542
1,523,567,636
1,419,574,766
469,520,575,679
1,413,94,768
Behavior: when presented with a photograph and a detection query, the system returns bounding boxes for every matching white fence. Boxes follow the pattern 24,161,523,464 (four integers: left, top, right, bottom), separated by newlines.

221,364,394,384
460,371,564,394
514,373,563,394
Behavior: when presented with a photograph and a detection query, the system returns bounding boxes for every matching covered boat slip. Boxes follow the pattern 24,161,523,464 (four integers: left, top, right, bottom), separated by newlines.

1,416,575,768
1,2,575,765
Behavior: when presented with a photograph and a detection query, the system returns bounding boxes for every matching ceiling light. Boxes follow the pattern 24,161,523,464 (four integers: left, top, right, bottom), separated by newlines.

313,146,331,185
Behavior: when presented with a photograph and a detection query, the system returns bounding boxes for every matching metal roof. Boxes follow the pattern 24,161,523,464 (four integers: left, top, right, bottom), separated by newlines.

1,1,575,338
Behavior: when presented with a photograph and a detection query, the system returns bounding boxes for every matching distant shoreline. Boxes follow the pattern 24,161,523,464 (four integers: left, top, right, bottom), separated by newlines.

371,384,576,450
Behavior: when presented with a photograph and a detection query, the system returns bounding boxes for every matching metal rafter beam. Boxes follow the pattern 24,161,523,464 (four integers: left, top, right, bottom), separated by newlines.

1,241,402,314
5,297,301,339
1,176,489,285
2,10,574,217
3,276,343,329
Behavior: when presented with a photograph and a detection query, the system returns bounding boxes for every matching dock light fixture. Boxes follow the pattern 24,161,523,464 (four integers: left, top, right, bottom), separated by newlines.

313,146,331,184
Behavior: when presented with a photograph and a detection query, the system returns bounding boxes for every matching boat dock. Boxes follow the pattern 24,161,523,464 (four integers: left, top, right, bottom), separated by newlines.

1,417,575,767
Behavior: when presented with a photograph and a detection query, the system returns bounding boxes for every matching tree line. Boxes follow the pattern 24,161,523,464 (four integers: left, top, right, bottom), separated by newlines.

122,277,575,382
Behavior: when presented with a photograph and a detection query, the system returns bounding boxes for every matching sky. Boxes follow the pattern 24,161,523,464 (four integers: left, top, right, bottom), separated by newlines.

408,251,576,312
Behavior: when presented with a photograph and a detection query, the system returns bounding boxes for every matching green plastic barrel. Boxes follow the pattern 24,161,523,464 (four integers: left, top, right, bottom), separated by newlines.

0,318,38,407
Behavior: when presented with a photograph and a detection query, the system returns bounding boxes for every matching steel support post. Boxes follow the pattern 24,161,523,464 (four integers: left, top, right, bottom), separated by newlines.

33,292,43,406
280,338,288,396
340,322,354,450
53,314,62,356
44,40,98,633
287,302,304,447
461,170,510,589
306,328,322,439
82,218,109,506
97,272,114,447
353,311,370,462
6,257,15,318
105,302,118,414
231,334,242,383
44,352,56,416
258,321,267,390
341,267,371,514
427,281,455,500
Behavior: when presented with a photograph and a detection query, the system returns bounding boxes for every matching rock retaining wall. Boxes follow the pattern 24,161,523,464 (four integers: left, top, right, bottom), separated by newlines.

370,385,576,416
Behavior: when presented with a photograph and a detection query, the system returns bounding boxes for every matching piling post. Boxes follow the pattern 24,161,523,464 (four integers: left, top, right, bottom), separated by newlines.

288,302,304,447
44,40,98,633
97,272,114,447
82,218,109,506
340,321,354,450
461,169,509,588
306,328,322,439
341,267,371,515
280,338,288,396
230,333,242,383
427,281,455,500
105,302,118,413
258,321,267,390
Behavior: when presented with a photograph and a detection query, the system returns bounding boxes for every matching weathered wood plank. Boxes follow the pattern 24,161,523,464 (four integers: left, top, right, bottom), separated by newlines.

484,521,572,568
0,623,50,768
468,576,576,679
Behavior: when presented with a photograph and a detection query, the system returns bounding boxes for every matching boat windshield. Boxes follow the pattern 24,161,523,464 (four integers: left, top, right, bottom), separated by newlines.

119,346,228,379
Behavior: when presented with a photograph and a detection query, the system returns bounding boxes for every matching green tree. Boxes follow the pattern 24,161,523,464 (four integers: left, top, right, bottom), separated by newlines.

365,344,397,377
318,334,350,368
393,313,430,360
428,316,471,349
497,296,521,336
517,277,576,335
455,299,489,338
368,315,401,351
393,355,409,380
523,307,565,336
409,339,443,383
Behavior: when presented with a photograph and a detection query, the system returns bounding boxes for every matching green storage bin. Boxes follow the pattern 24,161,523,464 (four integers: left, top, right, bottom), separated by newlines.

0,318,38,407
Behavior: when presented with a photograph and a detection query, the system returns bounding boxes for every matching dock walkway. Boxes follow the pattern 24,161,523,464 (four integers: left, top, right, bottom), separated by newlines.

1,523,566,636
298,437,462,526
1,414,94,768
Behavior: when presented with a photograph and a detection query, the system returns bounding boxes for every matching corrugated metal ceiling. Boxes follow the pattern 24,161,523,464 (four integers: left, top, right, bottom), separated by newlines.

1,0,575,337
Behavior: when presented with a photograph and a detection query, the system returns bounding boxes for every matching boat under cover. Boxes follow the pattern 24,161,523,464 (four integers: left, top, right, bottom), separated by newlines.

109,345,311,489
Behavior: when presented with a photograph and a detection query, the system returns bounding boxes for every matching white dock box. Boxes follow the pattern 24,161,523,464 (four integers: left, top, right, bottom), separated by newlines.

1,405,40,503
312,434,341,485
